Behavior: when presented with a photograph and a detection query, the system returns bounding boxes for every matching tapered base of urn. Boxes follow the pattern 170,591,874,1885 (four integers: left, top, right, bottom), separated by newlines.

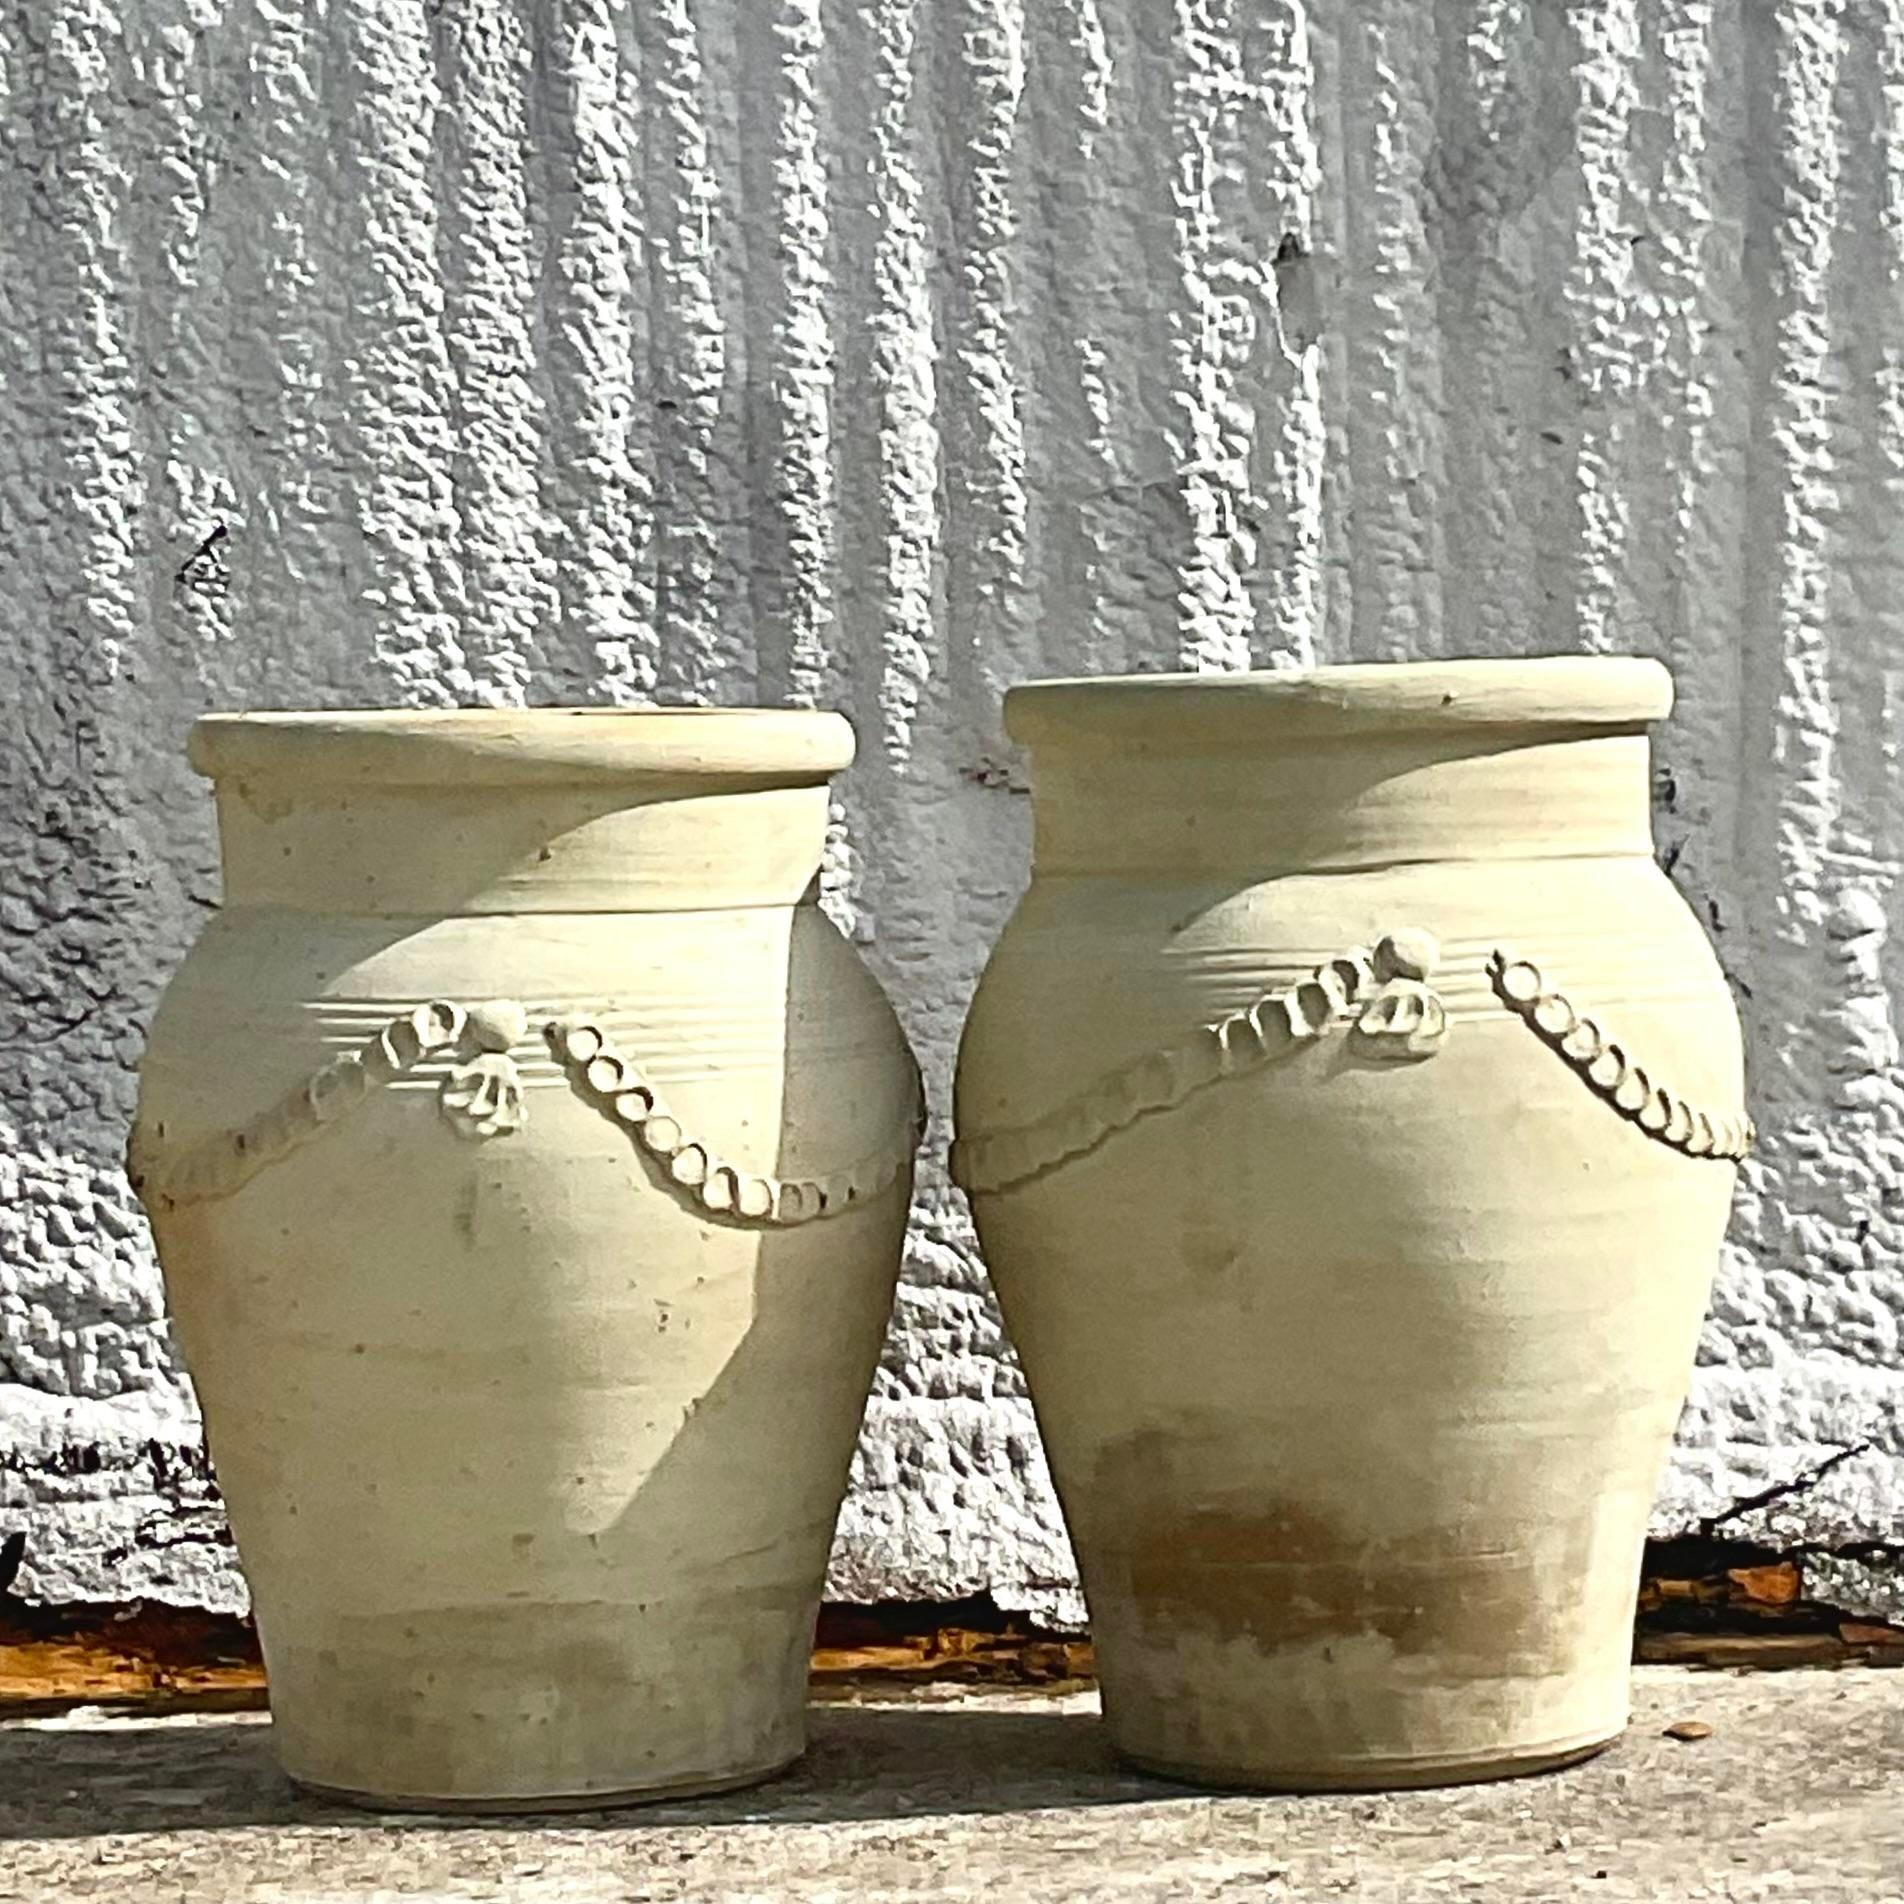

290,1749,804,1815
1114,1728,1619,1794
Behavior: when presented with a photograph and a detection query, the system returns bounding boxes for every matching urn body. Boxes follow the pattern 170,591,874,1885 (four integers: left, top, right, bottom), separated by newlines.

954,661,1744,1789
134,709,919,1808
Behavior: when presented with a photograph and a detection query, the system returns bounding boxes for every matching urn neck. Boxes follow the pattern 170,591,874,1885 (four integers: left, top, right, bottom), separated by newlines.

189,708,850,915
1024,729,1658,878
212,781,834,914
1006,659,1670,880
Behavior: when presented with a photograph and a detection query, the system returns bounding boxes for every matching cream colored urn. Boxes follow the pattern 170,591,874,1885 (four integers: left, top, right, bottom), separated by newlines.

955,660,1746,1790
132,708,920,1809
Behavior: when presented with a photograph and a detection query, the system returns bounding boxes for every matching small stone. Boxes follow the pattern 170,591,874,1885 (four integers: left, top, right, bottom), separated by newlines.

1728,1562,1800,1606
1663,1719,1713,1742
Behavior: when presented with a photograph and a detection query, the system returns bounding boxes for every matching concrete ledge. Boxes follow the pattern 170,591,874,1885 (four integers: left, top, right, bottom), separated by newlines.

3,1669,1899,1901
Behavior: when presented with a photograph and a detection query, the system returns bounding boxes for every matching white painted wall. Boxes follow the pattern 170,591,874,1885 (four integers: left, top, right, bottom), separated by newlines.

3,0,1900,1620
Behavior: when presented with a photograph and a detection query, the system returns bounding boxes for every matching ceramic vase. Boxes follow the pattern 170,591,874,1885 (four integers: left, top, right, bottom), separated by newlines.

131,708,921,1809
953,658,1746,1790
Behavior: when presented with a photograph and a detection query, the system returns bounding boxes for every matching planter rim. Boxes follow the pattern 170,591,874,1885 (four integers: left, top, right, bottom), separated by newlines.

1004,656,1672,748
188,706,856,789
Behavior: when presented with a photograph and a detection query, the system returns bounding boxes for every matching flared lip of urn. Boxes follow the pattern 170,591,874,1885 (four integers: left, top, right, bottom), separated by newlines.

187,705,856,790
1003,655,1673,750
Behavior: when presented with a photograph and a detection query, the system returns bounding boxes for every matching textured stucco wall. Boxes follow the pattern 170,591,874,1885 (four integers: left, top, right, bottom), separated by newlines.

2,0,1901,1621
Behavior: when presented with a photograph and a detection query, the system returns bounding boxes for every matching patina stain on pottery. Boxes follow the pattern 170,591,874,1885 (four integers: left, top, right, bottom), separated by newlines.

954,659,1747,1790
131,708,920,1809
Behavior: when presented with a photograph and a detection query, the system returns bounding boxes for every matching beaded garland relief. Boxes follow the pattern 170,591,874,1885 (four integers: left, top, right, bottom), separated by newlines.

951,930,1751,1197
131,1000,923,1228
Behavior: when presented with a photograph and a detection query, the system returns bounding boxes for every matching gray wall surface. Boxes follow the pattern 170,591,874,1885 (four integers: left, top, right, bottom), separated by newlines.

2,0,1900,1621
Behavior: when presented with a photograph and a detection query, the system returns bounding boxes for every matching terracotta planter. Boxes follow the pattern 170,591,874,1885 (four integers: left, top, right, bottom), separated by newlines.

131,709,920,1809
954,659,1746,1790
